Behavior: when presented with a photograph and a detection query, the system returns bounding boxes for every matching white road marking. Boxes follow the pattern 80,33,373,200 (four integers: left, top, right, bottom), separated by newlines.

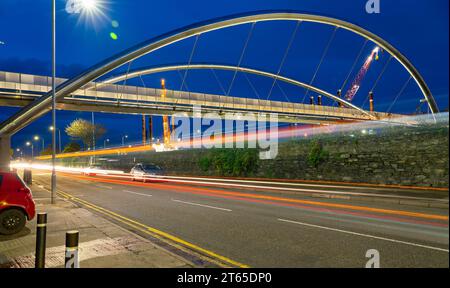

172,199,232,212
96,185,113,190
82,172,445,202
278,218,449,253
122,190,152,197
6,236,136,268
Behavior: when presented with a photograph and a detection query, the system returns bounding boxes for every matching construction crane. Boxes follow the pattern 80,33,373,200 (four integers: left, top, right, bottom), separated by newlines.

345,46,381,101
161,79,171,147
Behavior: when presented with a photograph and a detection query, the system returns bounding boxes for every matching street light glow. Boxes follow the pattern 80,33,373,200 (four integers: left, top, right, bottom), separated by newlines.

34,136,40,141
71,0,108,30
80,0,98,11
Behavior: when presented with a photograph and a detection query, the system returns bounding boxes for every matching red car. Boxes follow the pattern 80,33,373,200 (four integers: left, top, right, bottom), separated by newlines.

0,172,36,235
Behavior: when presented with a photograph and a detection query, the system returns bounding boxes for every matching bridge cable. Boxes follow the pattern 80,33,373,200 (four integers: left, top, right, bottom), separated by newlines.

302,26,339,103
177,70,191,92
265,21,302,101
243,73,262,101
276,81,292,103
387,76,412,113
227,22,256,96
118,61,133,103
179,34,201,96
210,69,227,96
331,39,368,107
138,74,147,107
361,55,393,109
339,39,368,93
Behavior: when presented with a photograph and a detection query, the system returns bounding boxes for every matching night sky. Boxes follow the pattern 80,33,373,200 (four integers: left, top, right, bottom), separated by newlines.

0,0,448,153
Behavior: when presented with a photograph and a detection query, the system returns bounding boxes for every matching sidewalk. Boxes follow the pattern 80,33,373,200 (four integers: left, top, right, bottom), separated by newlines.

0,185,193,268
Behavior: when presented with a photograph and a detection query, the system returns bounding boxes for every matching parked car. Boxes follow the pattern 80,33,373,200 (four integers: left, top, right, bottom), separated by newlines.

0,172,36,235
130,163,164,182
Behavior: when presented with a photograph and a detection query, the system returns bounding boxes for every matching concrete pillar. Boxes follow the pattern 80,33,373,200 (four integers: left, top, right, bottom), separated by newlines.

337,90,343,108
142,115,146,145
0,135,11,172
148,116,153,144
369,92,375,112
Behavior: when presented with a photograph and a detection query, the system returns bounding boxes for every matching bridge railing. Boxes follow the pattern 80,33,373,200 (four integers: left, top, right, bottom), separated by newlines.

0,70,382,120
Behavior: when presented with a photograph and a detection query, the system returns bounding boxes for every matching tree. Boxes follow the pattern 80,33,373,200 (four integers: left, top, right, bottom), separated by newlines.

62,142,81,153
41,145,53,156
65,119,106,149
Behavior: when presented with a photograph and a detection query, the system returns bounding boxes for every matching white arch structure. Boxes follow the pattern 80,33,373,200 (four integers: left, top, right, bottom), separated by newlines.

0,11,438,136
101,63,372,116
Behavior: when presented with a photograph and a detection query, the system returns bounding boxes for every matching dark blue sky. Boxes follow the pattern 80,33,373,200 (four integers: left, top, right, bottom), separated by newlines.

0,0,448,152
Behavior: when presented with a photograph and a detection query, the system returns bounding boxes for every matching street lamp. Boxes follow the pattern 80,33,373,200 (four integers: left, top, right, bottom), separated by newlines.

104,138,110,149
34,135,44,153
122,135,128,147
16,148,23,158
49,126,62,153
26,142,34,158
49,0,103,204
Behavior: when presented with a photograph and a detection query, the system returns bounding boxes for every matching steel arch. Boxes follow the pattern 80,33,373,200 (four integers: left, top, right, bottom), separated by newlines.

101,63,372,116
0,10,437,135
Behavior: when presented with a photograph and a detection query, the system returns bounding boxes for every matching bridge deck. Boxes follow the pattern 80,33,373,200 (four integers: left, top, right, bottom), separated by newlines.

0,71,395,122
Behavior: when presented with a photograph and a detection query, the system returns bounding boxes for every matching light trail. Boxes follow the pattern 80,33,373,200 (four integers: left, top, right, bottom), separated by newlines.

13,162,448,202
17,164,448,223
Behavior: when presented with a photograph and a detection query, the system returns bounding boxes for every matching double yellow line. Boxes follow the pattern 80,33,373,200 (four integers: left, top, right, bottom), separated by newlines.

56,190,249,268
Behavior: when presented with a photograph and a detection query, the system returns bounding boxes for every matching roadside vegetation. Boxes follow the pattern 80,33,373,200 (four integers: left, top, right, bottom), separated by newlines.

307,140,329,167
198,148,259,177
65,119,106,150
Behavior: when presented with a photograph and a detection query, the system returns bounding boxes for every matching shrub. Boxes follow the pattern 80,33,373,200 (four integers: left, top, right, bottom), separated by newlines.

198,156,212,172
63,142,81,153
199,148,259,176
307,140,329,167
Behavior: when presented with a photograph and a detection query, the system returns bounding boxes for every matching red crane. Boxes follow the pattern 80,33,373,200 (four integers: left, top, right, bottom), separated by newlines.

345,46,380,101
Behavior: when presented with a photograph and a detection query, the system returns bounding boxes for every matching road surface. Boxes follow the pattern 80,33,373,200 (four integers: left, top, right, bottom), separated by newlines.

32,171,449,268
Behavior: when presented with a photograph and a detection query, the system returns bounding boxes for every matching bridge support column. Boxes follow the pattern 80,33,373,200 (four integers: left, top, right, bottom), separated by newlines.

369,92,374,112
0,135,11,172
142,115,147,145
337,90,343,108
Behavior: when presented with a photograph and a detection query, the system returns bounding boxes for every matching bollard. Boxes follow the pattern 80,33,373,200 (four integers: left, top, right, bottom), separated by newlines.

28,169,32,186
65,231,80,268
23,170,28,184
23,169,32,186
35,213,47,268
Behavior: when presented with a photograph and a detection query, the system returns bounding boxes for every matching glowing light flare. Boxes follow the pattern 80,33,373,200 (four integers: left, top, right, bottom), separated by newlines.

110,32,118,40
79,0,98,11
71,0,109,31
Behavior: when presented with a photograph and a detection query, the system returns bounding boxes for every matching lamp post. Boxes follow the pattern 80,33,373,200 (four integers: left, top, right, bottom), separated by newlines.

26,142,34,159
33,136,43,153
50,0,102,204
104,138,110,149
49,126,61,153
16,148,23,158
122,135,128,147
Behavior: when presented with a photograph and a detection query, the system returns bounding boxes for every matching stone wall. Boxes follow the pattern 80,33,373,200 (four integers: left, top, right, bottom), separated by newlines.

55,120,449,188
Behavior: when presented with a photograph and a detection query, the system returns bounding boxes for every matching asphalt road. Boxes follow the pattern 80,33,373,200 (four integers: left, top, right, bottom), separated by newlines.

32,171,449,268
